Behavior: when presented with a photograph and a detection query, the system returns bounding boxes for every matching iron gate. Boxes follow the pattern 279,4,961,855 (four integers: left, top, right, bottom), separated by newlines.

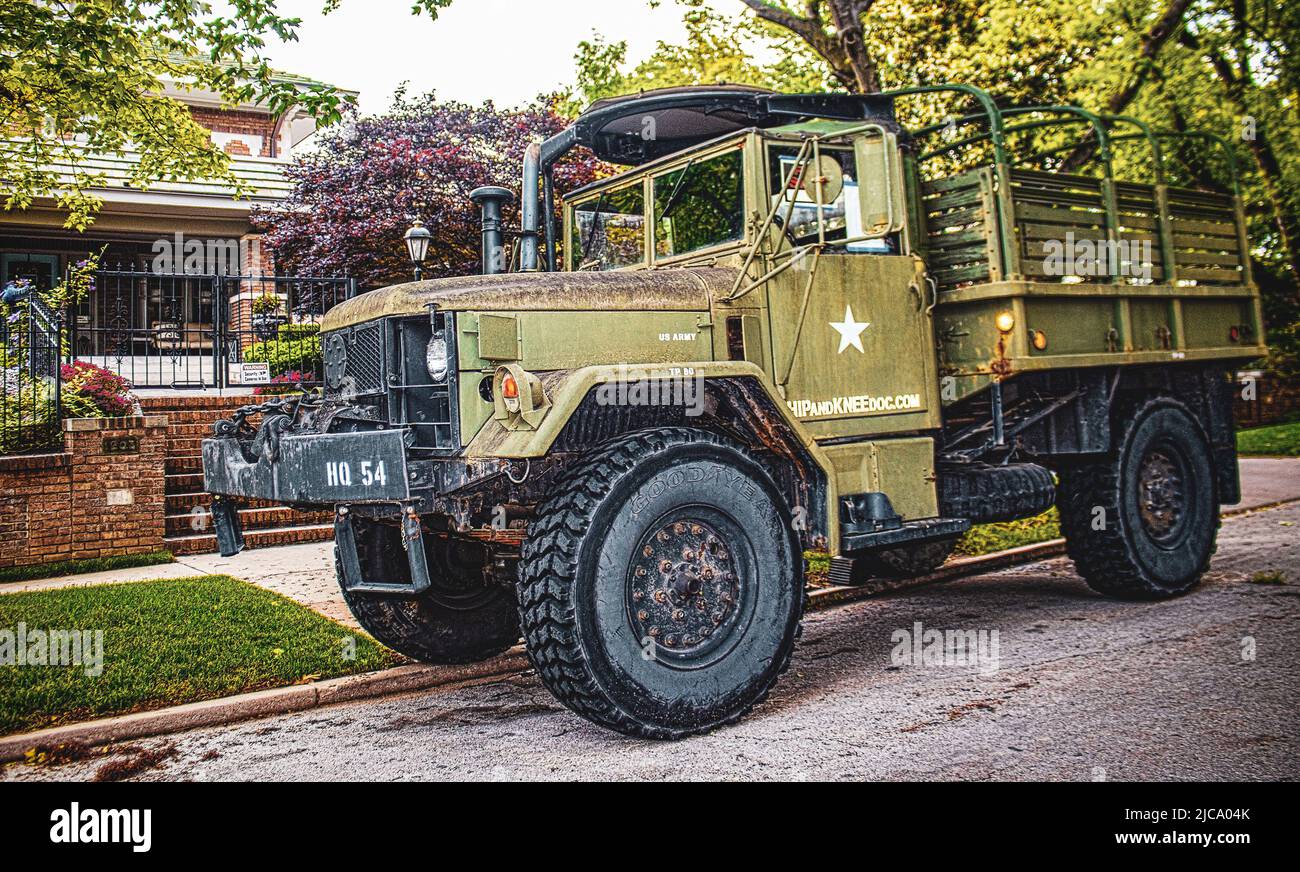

72,269,355,390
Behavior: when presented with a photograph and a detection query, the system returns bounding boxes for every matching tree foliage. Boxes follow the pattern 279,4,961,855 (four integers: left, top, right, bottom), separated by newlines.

0,0,452,229
584,0,1297,359
559,0,831,114
254,91,605,288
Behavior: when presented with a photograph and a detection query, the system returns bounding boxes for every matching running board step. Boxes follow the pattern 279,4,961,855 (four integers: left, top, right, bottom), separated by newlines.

840,517,970,555
334,508,432,597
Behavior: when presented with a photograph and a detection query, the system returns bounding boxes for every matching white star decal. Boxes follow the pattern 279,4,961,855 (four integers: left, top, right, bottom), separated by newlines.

830,304,870,353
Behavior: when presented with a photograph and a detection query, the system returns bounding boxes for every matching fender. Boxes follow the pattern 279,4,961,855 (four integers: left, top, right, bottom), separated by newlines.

465,361,848,552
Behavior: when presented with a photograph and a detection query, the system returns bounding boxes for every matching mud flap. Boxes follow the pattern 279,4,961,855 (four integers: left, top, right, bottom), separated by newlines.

211,495,245,557
335,507,433,597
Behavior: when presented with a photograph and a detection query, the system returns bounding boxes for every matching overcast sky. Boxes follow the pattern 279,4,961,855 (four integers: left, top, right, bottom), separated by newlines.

265,0,735,114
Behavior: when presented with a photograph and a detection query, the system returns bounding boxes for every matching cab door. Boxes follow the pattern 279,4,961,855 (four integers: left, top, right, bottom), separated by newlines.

761,137,942,440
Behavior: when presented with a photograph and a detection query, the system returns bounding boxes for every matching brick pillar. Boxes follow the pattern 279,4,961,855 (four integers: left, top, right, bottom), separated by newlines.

0,415,167,569
231,233,280,352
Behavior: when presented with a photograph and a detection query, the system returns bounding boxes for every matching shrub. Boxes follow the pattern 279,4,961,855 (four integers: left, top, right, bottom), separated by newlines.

244,323,321,377
0,377,59,453
251,292,283,316
60,361,137,416
254,370,309,396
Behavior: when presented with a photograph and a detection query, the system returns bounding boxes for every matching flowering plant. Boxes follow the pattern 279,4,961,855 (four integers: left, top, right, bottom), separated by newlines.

60,361,137,416
253,370,309,396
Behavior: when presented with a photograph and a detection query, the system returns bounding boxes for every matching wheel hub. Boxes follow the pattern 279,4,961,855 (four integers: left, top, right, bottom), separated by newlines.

1137,448,1185,540
629,519,740,658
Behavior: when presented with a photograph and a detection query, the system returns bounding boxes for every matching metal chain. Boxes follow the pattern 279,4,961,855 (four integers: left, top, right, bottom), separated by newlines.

211,388,323,438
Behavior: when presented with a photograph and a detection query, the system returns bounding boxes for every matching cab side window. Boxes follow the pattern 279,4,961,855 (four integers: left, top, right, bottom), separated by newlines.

572,184,646,271
767,145,896,253
654,149,745,259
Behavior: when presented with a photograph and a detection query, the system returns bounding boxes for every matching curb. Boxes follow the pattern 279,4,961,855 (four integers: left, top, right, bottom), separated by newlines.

2,497,1293,762
0,653,530,764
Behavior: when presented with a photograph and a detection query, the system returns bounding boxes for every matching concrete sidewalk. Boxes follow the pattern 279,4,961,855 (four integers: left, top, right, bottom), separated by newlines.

4,457,1297,629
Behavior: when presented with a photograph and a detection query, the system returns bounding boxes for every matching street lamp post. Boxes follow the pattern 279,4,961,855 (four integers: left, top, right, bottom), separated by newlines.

404,219,431,281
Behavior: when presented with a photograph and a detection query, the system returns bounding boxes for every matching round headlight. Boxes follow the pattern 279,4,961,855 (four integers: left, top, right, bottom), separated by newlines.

426,334,449,382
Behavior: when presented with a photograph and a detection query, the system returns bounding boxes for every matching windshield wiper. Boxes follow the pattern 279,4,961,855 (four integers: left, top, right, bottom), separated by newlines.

657,158,696,220
580,192,608,262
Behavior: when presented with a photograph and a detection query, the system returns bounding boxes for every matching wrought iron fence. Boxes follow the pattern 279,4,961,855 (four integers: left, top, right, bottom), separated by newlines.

0,295,63,455
71,268,355,390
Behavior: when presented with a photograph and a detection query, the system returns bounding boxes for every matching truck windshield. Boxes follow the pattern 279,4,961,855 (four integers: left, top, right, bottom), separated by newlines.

572,183,646,270
654,147,744,259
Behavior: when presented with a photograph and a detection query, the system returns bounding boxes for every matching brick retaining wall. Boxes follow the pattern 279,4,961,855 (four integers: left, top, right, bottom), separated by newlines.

0,416,168,569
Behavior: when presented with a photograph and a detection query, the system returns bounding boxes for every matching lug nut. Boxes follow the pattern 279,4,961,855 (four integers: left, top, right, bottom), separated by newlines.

673,609,685,621
637,610,649,621
654,590,667,603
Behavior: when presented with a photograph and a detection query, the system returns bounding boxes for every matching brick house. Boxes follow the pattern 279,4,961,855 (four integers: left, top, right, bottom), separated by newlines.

0,68,356,376
0,69,355,566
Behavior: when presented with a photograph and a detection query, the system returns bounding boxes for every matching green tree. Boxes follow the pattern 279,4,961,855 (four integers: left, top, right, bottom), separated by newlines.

0,0,452,230
560,0,830,115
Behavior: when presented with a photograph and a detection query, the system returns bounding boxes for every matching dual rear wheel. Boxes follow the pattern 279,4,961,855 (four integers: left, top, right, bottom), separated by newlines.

1058,397,1219,600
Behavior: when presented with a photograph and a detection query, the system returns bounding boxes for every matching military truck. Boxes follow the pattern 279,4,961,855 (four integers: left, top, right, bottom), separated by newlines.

203,85,1265,739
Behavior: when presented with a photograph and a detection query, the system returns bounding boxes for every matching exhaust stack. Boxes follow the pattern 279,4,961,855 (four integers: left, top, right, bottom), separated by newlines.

469,186,514,275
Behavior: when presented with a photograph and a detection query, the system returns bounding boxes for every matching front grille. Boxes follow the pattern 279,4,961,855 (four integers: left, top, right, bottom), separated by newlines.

322,314,459,453
323,321,386,396
347,322,385,393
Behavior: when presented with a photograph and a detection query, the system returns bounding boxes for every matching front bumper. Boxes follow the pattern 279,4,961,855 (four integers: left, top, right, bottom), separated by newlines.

202,428,415,564
202,429,437,594
202,429,412,505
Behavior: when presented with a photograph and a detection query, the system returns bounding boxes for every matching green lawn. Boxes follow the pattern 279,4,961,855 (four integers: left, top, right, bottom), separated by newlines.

1237,420,1300,456
0,550,174,585
0,575,399,735
951,507,1061,558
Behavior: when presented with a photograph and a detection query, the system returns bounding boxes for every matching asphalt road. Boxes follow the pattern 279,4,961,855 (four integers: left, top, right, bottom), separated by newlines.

7,501,1299,782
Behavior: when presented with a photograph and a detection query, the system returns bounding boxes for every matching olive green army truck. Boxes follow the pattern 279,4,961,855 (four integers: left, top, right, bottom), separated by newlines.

203,85,1265,738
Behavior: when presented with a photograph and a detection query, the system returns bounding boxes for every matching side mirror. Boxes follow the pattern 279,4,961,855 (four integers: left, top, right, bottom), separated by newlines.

853,132,906,238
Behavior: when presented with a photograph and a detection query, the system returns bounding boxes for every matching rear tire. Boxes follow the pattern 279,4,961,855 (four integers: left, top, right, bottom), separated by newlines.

516,428,804,740
336,518,520,664
1058,397,1219,600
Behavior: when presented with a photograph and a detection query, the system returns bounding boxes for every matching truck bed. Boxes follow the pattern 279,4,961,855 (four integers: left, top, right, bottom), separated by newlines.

915,165,1266,397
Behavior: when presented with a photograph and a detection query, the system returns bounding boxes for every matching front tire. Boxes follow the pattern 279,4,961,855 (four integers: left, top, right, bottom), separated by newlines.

336,518,520,664
1058,397,1219,600
517,428,804,739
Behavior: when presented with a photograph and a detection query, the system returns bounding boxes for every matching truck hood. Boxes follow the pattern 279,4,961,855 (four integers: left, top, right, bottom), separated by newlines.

321,267,740,331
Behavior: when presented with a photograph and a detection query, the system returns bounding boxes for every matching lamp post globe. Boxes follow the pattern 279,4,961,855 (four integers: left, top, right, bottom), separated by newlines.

404,219,432,280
